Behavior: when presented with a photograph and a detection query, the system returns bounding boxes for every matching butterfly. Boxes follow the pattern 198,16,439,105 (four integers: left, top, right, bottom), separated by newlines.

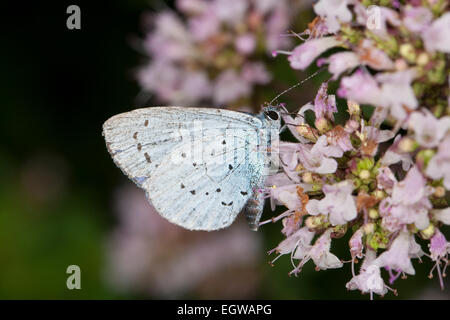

103,106,281,231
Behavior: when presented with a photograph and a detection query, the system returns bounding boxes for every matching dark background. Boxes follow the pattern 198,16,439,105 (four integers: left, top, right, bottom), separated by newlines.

0,0,448,299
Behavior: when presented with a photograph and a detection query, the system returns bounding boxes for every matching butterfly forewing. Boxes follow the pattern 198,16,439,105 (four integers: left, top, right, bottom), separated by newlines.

103,107,270,231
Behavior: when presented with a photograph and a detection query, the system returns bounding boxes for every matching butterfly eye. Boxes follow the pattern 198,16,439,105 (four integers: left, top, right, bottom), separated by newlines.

265,110,279,121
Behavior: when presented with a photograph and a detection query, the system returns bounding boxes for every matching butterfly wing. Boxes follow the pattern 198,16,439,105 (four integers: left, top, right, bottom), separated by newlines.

103,106,270,231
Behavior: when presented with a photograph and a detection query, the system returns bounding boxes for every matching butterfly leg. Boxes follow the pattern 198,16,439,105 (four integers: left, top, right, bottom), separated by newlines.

244,191,265,231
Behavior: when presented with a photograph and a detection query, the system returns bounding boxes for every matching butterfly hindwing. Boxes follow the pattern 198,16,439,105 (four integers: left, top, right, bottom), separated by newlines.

103,106,269,231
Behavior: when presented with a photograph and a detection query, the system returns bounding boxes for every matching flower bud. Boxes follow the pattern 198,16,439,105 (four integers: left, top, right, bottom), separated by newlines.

369,208,379,219
420,224,435,240
347,101,360,116
363,223,375,235
416,52,429,66
399,43,416,63
398,137,418,152
434,186,445,198
373,190,385,200
315,117,331,134
359,169,370,180
302,172,313,184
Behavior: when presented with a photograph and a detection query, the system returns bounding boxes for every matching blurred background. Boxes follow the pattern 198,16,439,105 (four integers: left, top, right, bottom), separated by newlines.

0,0,448,299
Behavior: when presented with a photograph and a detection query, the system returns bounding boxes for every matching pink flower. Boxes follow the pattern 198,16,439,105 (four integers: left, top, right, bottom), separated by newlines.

265,3,292,52
213,0,248,24
361,125,395,156
357,39,395,71
382,167,432,231
338,70,382,107
374,231,417,275
268,184,303,211
213,70,251,104
432,208,450,225
402,6,433,33
286,37,341,70
306,180,357,226
188,10,220,41
176,0,208,15
381,135,414,171
178,71,212,103
268,227,314,263
422,12,450,53
241,62,271,84
429,230,449,261
426,135,450,189
408,109,450,148
144,12,195,61
235,34,256,55
313,0,352,34
349,228,364,259
346,250,388,297
281,103,314,144
298,136,339,174
326,51,360,80
376,69,418,121
314,82,337,121
376,166,397,194
428,230,450,290
326,125,354,154
291,229,343,274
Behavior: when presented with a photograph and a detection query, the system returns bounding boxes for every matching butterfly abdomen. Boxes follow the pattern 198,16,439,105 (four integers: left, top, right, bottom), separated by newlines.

244,192,265,231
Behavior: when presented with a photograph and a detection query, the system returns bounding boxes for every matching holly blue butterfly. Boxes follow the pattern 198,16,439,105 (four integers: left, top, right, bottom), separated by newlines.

103,106,281,231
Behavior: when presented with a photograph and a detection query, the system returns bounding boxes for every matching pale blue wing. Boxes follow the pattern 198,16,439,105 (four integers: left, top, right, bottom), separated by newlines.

103,106,270,231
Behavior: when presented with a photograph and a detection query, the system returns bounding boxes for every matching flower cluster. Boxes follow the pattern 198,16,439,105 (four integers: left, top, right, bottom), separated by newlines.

137,0,302,110
267,0,450,298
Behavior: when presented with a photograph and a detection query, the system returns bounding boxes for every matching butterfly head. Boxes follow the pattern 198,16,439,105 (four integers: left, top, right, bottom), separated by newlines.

260,105,281,131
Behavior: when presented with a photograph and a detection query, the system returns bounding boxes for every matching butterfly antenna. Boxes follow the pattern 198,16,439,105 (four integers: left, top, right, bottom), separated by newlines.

269,67,327,106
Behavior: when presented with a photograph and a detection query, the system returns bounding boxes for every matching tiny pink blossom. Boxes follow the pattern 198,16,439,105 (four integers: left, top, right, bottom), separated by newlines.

428,230,450,290
313,0,352,34
376,166,397,194
376,69,418,121
307,229,343,270
268,227,314,262
346,250,388,297
281,103,314,144
432,208,450,226
212,70,251,104
269,184,303,211
374,231,417,275
292,229,343,273
306,180,357,226
326,51,360,80
408,109,450,148
287,37,340,70
338,70,382,107
402,6,433,33
422,12,450,53
241,62,271,84
235,34,256,55
298,136,339,174
188,10,220,41
429,230,449,262
213,0,248,24
384,166,432,230
349,228,364,259
381,135,414,171
314,82,337,121
426,135,450,189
